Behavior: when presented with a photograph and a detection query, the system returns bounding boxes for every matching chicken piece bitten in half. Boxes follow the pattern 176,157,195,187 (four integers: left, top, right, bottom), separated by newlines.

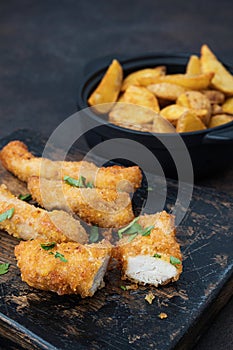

0,184,88,243
27,176,134,228
15,239,112,297
114,211,182,286
0,141,142,192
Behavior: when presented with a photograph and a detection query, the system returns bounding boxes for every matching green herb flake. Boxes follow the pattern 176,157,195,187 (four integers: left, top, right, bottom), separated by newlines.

118,217,140,238
120,285,127,291
141,225,154,236
0,263,10,275
40,242,56,251
18,193,32,202
64,175,94,189
86,181,94,188
153,253,161,259
170,256,181,266
54,252,68,262
118,218,154,242
0,208,14,223
89,226,99,243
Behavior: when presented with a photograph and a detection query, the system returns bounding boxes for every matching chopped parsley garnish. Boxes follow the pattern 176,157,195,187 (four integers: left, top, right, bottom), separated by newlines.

118,217,154,242
170,256,181,266
120,285,127,291
118,217,140,239
86,181,94,188
54,252,68,262
18,193,32,202
0,208,14,222
89,226,99,243
153,253,161,258
0,263,10,275
64,175,94,189
141,225,154,236
40,242,56,251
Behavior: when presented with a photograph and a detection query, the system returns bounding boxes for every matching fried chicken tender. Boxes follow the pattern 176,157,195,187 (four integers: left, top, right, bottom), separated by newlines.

0,141,142,192
15,239,112,297
27,176,135,228
0,184,88,243
113,211,182,286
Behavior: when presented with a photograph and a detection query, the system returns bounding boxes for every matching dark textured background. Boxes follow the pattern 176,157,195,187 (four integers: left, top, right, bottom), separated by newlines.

0,0,232,349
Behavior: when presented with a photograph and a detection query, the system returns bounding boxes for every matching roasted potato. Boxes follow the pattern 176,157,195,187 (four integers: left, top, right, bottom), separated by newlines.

149,72,214,90
87,44,233,134
88,59,123,112
123,85,160,112
121,66,166,91
152,115,176,133
160,105,189,125
176,111,206,132
222,97,233,114
109,102,155,125
186,55,201,75
202,90,225,104
211,104,223,115
200,44,233,95
147,82,187,101
209,114,233,128
176,91,211,125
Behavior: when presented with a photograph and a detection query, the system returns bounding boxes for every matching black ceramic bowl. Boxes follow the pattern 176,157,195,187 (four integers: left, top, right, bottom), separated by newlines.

77,54,233,180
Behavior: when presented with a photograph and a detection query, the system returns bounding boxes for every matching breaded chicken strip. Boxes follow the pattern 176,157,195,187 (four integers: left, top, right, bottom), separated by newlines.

15,239,112,297
27,176,134,228
0,141,142,192
0,184,88,243
114,211,182,286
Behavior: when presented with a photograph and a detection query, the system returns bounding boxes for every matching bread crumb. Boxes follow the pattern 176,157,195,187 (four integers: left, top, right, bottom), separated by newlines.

145,291,155,304
158,312,168,319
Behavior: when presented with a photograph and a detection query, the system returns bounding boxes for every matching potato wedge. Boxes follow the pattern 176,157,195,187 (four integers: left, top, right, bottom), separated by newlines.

176,111,206,132
160,105,189,124
121,66,166,91
109,102,155,125
186,55,201,75
88,59,123,111
209,114,233,128
176,91,211,125
211,104,223,115
147,82,187,101
123,85,160,112
222,97,233,114
148,72,214,90
152,114,176,133
200,44,233,95
201,89,225,104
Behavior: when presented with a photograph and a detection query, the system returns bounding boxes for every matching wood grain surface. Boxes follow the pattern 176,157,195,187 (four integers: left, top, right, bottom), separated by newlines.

0,130,232,350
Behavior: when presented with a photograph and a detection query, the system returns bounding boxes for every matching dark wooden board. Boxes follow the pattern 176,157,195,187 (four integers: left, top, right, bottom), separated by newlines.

0,129,232,350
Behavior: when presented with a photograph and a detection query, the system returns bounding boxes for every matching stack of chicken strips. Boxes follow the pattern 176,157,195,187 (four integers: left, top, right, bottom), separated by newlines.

0,141,182,298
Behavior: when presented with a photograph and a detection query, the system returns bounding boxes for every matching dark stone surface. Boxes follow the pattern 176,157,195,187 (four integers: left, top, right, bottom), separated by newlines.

0,1,232,349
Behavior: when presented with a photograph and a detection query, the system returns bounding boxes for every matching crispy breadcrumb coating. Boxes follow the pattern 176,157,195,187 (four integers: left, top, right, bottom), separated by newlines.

113,211,182,286
0,184,88,243
0,141,142,192
27,176,135,228
15,239,112,297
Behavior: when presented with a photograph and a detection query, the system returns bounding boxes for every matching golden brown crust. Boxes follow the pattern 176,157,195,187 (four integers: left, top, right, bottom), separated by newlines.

0,141,142,191
15,239,112,297
27,176,135,228
0,184,88,243
113,211,182,283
